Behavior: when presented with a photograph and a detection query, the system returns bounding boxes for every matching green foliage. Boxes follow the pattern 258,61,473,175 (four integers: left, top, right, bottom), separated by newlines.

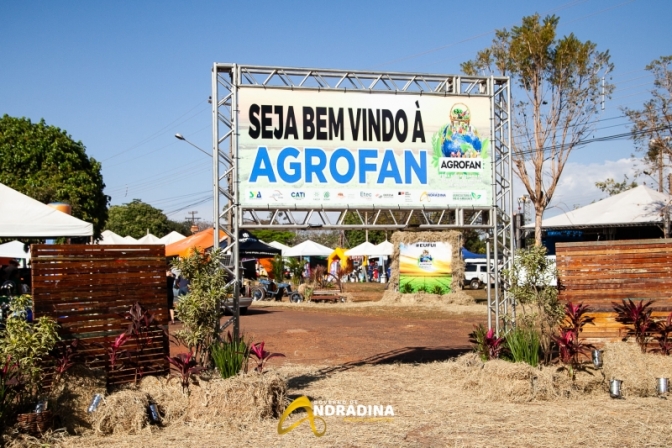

504,325,540,367
106,199,174,239
0,294,59,423
342,212,386,248
271,254,285,281
0,115,109,238
287,258,304,286
462,230,486,254
253,229,295,246
400,282,414,294
595,176,637,197
461,14,613,246
505,246,563,363
172,249,230,368
210,332,249,379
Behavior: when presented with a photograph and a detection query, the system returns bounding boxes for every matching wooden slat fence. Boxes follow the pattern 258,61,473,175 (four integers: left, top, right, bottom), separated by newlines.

556,239,672,344
31,244,170,386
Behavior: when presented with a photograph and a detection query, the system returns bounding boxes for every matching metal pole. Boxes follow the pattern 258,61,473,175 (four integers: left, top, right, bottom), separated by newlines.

231,64,241,343
212,64,220,249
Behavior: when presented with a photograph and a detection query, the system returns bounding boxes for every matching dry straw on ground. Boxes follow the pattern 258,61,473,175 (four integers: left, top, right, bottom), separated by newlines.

602,341,672,397
12,352,672,447
49,364,107,434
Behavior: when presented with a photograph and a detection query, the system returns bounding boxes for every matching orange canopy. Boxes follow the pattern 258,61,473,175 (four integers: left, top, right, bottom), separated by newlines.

165,228,226,258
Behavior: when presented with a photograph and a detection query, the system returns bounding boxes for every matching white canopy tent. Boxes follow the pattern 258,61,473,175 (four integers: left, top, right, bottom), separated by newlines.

98,230,128,245
344,241,379,257
525,185,670,230
0,241,31,260
268,241,291,256
0,183,93,237
159,231,186,245
285,240,333,257
137,233,161,244
373,240,394,256
122,235,139,243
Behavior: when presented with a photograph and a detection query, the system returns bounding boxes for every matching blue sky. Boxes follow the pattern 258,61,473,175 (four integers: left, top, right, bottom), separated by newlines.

1,0,670,223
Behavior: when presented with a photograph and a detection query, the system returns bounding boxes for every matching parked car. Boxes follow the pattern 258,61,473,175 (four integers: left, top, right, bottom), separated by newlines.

464,261,490,289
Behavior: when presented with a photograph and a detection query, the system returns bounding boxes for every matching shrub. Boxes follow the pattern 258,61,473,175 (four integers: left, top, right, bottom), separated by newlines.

505,246,563,364
654,312,672,355
247,342,285,373
612,299,656,353
416,285,428,293
211,331,249,379
173,249,232,367
167,351,205,394
469,324,505,361
505,325,540,367
400,282,414,294
554,302,595,378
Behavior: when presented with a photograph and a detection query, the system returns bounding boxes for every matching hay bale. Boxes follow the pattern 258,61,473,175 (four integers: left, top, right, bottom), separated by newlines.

386,231,465,294
450,354,603,402
185,372,287,427
92,389,150,435
49,364,107,434
138,375,188,424
602,342,672,397
380,290,475,305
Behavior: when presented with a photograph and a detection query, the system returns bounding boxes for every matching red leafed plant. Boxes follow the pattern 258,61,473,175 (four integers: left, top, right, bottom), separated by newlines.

612,299,657,352
555,302,595,377
247,342,285,373
654,312,672,355
108,332,130,371
51,339,80,380
167,352,206,393
468,324,506,361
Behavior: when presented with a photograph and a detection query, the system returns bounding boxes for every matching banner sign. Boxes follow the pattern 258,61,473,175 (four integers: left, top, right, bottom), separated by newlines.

238,88,492,208
399,242,452,294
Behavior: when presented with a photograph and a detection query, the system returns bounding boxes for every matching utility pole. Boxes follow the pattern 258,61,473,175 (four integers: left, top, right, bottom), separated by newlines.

185,211,201,234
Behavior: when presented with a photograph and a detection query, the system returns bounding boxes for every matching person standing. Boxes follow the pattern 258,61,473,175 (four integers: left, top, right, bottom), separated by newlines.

166,269,176,324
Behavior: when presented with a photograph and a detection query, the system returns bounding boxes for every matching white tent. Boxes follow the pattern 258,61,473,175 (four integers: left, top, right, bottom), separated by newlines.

122,235,139,243
285,240,333,257
345,241,379,257
137,233,161,244
0,241,31,260
372,240,394,256
0,182,93,237
159,231,186,245
268,241,291,256
525,185,670,229
98,230,128,245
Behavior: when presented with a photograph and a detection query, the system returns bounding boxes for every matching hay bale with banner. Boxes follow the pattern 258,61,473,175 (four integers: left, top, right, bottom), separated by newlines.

381,230,474,305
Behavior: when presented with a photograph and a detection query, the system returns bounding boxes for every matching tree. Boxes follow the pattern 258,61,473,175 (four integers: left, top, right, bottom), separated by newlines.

106,199,173,239
622,56,672,192
253,229,296,246
462,230,486,254
0,115,109,237
167,220,193,236
462,15,613,246
595,175,637,197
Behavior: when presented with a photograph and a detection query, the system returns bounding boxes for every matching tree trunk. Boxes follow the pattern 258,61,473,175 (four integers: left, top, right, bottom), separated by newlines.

534,206,544,247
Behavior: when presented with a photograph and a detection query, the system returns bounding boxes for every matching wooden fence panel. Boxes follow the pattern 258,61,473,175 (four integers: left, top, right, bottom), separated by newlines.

31,244,170,386
557,239,672,344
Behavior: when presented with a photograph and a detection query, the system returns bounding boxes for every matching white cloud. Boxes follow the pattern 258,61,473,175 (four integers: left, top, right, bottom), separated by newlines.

513,158,642,218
